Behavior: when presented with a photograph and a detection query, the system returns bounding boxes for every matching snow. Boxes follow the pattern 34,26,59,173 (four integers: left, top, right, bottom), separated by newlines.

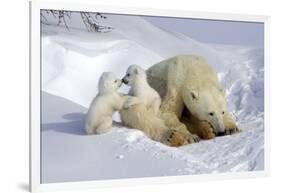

41,13,264,183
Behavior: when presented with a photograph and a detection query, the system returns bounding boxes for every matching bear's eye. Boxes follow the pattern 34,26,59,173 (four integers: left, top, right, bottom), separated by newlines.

127,73,130,77
209,112,214,116
222,111,225,115
114,80,118,83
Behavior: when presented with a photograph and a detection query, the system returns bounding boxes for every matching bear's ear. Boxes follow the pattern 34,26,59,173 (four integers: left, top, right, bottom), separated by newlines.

220,88,226,96
190,90,199,100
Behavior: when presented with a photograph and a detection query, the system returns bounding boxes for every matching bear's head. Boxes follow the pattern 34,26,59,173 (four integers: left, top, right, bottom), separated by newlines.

98,72,122,94
122,65,146,86
185,87,226,135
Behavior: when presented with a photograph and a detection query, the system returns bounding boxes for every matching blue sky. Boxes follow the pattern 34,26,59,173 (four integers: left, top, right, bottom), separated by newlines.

143,16,264,47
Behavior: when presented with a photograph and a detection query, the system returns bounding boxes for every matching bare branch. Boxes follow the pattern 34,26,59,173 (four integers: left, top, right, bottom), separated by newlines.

40,12,47,22
41,10,113,33
58,11,69,30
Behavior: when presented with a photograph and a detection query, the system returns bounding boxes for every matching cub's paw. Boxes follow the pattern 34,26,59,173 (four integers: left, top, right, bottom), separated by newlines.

224,126,240,135
161,129,187,147
186,134,200,144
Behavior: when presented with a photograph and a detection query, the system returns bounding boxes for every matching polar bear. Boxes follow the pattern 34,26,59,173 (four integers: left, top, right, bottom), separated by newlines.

147,55,240,139
122,65,161,114
85,72,137,135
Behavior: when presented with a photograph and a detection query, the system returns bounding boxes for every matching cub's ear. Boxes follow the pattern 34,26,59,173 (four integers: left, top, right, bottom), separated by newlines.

104,80,111,89
134,68,139,75
190,90,199,100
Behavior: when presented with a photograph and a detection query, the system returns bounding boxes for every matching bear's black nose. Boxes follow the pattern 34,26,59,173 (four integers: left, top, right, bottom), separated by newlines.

217,131,225,137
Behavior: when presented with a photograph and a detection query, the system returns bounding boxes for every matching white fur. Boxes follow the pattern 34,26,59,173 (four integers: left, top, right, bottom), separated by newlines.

122,65,161,114
85,72,125,135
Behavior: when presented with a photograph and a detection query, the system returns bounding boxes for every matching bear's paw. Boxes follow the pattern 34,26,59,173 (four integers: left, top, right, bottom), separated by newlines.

161,129,200,147
223,126,240,136
161,129,187,147
186,133,200,144
197,120,216,139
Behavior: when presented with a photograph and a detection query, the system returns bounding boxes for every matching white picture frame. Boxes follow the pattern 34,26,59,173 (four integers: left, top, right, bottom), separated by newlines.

29,0,270,192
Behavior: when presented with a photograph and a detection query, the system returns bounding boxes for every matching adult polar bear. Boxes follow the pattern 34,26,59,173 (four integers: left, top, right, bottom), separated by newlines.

147,54,239,140
120,55,239,146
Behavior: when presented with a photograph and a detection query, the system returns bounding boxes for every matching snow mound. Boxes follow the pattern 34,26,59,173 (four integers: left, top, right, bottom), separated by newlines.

42,27,162,107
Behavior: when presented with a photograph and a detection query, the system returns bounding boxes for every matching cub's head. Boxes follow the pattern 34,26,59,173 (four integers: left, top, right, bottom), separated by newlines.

122,65,146,86
98,72,122,94
185,87,226,135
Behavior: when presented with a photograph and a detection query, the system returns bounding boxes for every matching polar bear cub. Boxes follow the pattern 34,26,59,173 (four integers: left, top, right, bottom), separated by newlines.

122,65,161,114
85,72,130,135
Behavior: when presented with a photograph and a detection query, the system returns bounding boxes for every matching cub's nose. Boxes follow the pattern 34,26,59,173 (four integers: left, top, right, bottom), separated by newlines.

122,78,128,84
